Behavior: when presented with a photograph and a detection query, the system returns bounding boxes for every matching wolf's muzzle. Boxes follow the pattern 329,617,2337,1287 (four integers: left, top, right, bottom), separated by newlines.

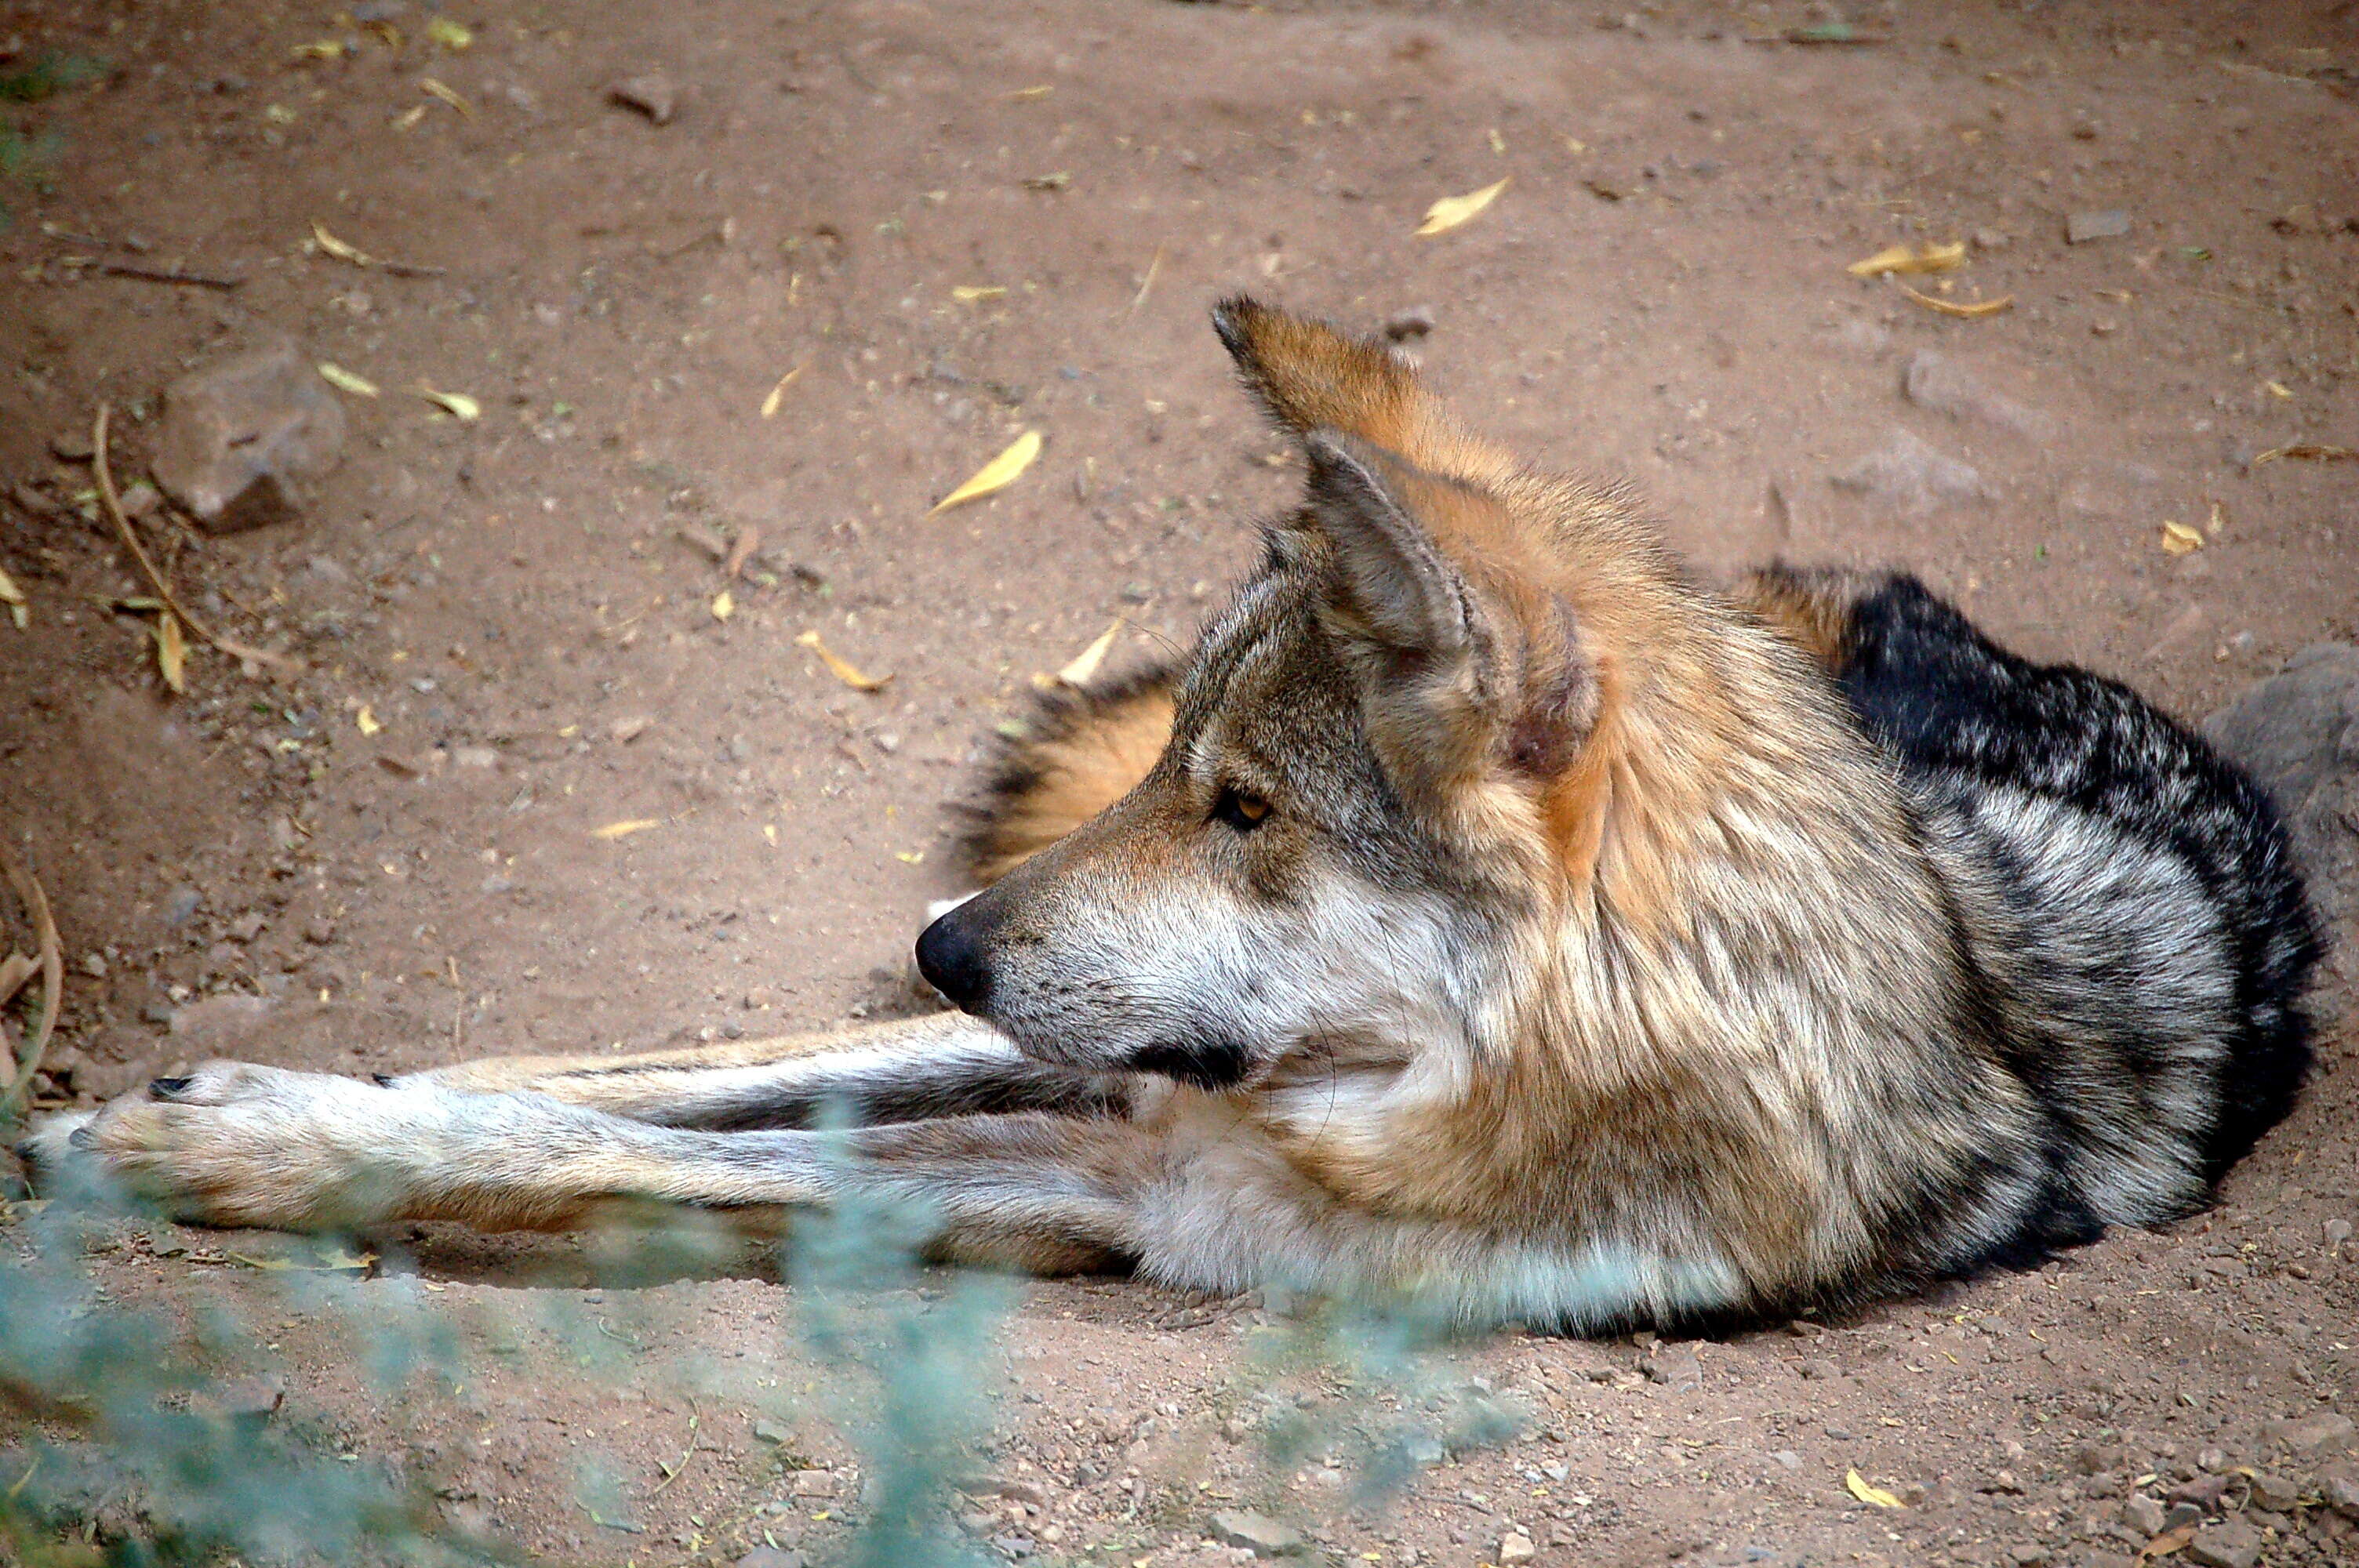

915,901,994,1012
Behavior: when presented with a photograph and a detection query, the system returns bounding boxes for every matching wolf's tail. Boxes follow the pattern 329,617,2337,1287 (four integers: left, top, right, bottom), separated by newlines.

952,661,1180,887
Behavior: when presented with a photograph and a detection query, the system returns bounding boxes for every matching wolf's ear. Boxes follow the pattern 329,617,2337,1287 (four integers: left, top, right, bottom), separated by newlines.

1212,296,1512,489
1302,433,1598,794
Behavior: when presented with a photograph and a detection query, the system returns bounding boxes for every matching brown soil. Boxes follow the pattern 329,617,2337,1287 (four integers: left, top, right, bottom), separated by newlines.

2,2,2354,1566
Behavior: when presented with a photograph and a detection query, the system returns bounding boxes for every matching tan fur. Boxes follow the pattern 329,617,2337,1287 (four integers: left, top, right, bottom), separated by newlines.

963,677,1176,885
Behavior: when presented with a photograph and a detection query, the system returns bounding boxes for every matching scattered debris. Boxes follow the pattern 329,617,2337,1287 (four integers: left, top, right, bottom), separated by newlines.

930,430,1041,514
1898,283,2013,318
1846,1469,1906,1508
796,630,891,692
1846,241,1964,278
2066,209,2133,244
1416,176,1508,237
309,220,447,278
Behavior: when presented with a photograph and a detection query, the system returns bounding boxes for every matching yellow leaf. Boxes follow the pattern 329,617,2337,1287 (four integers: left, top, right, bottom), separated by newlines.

318,362,380,397
292,39,347,60
1846,241,1965,278
1845,1469,1906,1509
1056,619,1123,688
0,566,23,608
2252,443,2354,464
951,285,1007,303
593,819,662,840
1897,283,2013,318
711,590,734,622
2160,520,2204,556
227,1244,375,1272
355,704,381,735
1487,126,1506,154
795,630,891,692
418,387,481,421
2264,380,2292,400
392,103,427,131
895,851,925,865
759,363,806,419
1416,176,1509,237
930,430,1041,514
1005,85,1053,100
311,221,375,267
425,16,472,49
154,612,187,693
420,77,474,117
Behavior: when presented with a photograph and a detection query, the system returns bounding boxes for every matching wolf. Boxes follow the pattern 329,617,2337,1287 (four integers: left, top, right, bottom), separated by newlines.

19,299,2319,1331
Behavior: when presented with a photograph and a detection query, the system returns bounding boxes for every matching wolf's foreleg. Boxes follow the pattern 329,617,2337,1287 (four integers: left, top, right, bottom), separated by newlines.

402,1011,1129,1128
20,1062,1150,1271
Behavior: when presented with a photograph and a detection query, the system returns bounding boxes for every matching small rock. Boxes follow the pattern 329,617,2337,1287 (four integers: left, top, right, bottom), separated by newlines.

2007,1544,2049,1567
750,1417,793,1445
1988,1469,2026,1495
2321,1466,2359,1518
785,1470,838,1497
1640,1346,1703,1388
734,1550,805,1568
1767,1450,1801,1471
151,339,346,533
2166,1472,2230,1512
451,746,498,769
194,1374,285,1421
163,885,202,924
1497,1531,1538,1566
1901,349,2050,437
1971,227,2011,252
608,74,678,125
2186,1518,2261,1568
1383,305,1437,341
2066,209,2133,244
2205,646,2359,932
169,994,277,1049
49,429,94,463
1797,1359,1840,1381
2248,1471,2302,1511
2327,1218,2353,1247
2076,1442,2127,1475
1830,428,1987,514
609,715,654,743
1208,1511,1304,1558
2261,1411,2357,1458
2121,1494,2168,1536
991,1533,1035,1559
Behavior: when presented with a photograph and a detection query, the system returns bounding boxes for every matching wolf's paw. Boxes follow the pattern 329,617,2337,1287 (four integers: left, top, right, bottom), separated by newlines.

14,1062,419,1230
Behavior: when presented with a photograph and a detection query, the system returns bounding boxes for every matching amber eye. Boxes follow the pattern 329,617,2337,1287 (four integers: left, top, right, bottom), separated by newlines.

1211,786,1272,832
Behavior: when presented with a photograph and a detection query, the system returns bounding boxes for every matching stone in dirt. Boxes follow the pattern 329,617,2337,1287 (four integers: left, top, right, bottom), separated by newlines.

2066,209,2133,243
2185,1518,2261,1568
2257,1410,2357,1458
733,1550,805,1568
1901,350,2050,438
608,74,679,125
1830,428,1987,515
2205,646,2359,938
1497,1530,1538,1564
1208,1511,1305,1557
2121,1494,2168,1536
2322,1466,2359,1519
1640,1346,1703,1388
151,339,346,533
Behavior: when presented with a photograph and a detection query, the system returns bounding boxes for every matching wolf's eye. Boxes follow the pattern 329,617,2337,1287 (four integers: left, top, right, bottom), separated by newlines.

1211,786,1272,833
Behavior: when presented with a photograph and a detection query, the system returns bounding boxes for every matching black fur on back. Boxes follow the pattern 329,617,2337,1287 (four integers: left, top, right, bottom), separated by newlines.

1834,575,2320,1186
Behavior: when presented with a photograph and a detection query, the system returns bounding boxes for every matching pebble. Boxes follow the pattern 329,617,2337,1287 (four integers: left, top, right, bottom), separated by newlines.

784,1469,838,1497
1497,1531,1537,1565
1830,428,1987,515
2121,1494,2168,1536
608,74,679,125
2186,1518,2260,1568
49,429,94,463
151,339,347,533
2326,1218,2352,1247
1207,1511,1304,1558
1640,1346,1703,1388
751,1417,793,1445
1383,305,1437,341
734,1551,805,1568
1797,1359,1840,1381
163,886,202,924
2321,1466,2359,1519
1901,349,2049,438
2262,1412,2356,1458
2247,1471,2302,1512
2066,209,2133,244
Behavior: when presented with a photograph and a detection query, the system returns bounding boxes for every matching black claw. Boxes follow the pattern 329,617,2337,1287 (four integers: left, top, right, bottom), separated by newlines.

68,1124,96,1150
372,1073,397,1088
148,1076,193,1100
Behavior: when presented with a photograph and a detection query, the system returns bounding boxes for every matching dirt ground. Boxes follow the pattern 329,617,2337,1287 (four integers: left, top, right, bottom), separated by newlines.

2,0,2356,1564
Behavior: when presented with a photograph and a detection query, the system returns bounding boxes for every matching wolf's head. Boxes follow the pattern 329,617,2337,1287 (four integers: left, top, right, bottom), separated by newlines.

916,298,1819,1092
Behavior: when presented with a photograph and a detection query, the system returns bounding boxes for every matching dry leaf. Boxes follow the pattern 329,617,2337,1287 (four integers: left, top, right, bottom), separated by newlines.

930,430,1041,514
1846,241,1965,278
1844,1469,1906,1509
425,16,471,49
418,387,482,421
1897,283,2014,318
724,526,762,579
1416,176,1510,237
1056,619,1123,688
593,819,661,840
311,221,376,267
2253,442,2354,463
154,611,187,693
1023,171,1071,191
2263,379,2292,400
291,40,347,60
0,952,35,1009
318,362,380,397
2160,520,2204,556
951,285,1007,303
0,566,24,630
2139,1523,2196,1559
759,363,806,419
711,590,735,622
355,704,382,735
796,630,891,692
420,77,474,117
228,1244,375,1273
1005,85,1053,100
392,103,427,131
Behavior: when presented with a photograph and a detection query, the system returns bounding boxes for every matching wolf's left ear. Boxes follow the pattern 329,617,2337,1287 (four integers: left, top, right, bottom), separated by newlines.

1303,433,1598,795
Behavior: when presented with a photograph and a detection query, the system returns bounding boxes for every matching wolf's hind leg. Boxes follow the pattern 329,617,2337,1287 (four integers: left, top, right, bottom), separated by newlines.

30,1062,1153,1271
406,1012,1126,1130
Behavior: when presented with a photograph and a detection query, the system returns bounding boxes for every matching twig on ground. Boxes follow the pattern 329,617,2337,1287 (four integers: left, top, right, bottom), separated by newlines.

98,260,243,289
650,1400,700,1498
90,405,304,677
1125,246,1164,321
0,837,62,1122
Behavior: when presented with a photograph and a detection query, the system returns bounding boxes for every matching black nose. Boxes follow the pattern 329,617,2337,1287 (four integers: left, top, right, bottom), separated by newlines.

915,905,993,1011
